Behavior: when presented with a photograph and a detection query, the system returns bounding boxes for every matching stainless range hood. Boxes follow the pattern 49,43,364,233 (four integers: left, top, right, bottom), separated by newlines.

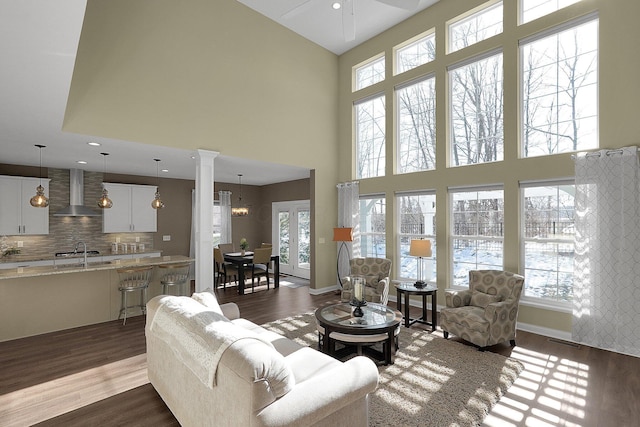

53,169,101,217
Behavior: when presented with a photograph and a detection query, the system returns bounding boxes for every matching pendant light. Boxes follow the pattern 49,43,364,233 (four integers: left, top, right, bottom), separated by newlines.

97,152,113,208
151,158,165,209
29,144,49,208
231,174,249,216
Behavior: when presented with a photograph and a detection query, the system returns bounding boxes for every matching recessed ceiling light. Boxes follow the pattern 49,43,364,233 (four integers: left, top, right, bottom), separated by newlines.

161,169,169,173
332,2,341,9
76,160,87,165
87,142,101,147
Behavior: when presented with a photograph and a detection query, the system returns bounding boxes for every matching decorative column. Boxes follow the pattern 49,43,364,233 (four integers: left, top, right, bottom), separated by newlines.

195,149,219,292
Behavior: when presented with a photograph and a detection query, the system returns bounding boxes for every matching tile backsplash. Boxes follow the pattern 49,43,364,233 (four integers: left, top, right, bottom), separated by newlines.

1,168,155,261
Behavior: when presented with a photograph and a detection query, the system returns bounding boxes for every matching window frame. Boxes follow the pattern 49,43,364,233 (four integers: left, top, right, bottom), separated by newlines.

449,186,505,288
448,49,504,167
447,0,504,54
359,194,386,258
519,14,599,159
394,29,436,76
519,0,582,25
396,191,437,283
353,54,386,92
355,93,386,179
396,74,437,174
520,179,575,309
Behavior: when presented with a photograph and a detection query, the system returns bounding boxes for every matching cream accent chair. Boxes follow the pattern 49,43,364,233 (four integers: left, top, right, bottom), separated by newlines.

440,270,525,350
341,257,392,306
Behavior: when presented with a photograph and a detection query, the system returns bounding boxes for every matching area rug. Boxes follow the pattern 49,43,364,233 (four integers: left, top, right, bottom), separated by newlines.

263,312,524,427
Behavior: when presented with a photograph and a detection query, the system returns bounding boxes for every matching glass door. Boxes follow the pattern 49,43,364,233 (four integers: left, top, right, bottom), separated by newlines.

273,200,310,279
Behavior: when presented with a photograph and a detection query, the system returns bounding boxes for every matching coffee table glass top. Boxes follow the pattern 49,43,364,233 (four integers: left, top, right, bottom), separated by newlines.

395,282,437,292
316,303,397,329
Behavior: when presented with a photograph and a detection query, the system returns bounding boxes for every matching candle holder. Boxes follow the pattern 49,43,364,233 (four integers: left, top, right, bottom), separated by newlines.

350,276,366,317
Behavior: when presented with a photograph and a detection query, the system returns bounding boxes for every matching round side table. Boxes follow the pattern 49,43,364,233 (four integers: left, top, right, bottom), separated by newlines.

395,282,437,330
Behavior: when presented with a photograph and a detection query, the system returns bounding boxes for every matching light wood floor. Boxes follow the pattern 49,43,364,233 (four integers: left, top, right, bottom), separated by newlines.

1,279,639,427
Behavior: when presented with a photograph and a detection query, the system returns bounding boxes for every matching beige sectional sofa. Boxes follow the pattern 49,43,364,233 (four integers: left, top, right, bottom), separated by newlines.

146,292,379,426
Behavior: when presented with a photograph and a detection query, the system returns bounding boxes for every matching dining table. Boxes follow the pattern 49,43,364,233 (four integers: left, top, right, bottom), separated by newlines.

223,251,280,295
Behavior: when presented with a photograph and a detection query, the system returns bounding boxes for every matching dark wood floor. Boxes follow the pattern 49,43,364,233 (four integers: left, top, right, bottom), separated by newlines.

1,280,639,427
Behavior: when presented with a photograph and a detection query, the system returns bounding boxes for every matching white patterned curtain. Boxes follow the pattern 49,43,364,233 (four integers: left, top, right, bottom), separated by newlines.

337,181,360,285
573,146,640,357
219,191,232,244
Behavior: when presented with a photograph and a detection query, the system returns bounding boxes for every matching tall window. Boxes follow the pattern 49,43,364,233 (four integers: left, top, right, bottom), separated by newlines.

521,17,598,157
397,192,436,281
359,195,386,258
354,56,385,91
522,182,575,303
397,75,436,173
212,201,221,247
451,187,504,286
356,95,386,178
449,1,503,53
395,31,435,75
450,52,504,166
520,0,582,24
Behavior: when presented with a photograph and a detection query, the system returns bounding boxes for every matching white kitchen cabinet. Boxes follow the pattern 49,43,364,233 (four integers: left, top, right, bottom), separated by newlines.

0,175,49,235
102,183,157,233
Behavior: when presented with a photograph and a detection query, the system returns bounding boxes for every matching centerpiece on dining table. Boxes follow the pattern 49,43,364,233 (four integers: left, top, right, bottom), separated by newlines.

239,238,249,256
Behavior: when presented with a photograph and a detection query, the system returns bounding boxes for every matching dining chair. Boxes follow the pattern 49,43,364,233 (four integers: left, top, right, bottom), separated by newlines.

218,243,235,254
214,247,238,289
261,242,273,248
249,247,273,292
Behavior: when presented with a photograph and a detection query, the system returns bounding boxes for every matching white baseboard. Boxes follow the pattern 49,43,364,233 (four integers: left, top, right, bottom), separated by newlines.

309,285,340,296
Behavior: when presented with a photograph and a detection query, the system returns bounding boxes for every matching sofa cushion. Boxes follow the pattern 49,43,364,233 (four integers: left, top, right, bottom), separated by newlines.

192,289,224,315
470,290,502,308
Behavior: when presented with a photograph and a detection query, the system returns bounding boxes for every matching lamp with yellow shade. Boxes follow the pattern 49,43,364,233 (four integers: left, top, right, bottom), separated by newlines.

409,239,432,288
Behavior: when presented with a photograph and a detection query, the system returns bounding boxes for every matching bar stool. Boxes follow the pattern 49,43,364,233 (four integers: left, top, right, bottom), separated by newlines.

158,262,191,296
117,266,153,325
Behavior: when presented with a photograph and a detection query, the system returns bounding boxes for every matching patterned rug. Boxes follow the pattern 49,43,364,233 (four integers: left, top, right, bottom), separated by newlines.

263,312,524,427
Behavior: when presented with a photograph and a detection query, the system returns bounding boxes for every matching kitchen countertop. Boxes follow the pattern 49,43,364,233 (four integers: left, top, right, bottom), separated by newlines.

0,250,162,265
0,255,193,280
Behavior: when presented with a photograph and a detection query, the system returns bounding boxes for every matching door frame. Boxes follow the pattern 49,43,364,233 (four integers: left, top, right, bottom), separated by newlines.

272,200,310,279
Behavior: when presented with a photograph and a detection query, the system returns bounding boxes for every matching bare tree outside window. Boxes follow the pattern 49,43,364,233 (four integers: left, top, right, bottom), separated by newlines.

356,95,386,178
522,18,598,157
359,197,386,257
397,76,436,173
396,32,435,75
450,53,504,166
449,2,503,53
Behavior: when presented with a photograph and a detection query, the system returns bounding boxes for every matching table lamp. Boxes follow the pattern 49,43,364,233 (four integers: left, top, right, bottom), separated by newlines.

333,227,353,288
409,239,432,288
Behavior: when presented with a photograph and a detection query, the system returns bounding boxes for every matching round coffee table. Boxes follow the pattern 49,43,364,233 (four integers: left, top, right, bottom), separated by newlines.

315,302,402,365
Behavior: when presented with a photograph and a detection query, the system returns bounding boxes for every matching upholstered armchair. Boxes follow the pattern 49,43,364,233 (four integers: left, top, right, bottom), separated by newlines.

341,257,392,306
440,270,524,350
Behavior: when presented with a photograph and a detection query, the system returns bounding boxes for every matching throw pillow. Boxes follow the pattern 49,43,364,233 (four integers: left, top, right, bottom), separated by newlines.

192,289,224,315
470,290,502,308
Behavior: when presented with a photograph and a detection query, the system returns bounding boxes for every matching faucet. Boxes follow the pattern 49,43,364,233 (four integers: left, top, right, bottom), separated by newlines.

74,241,87,267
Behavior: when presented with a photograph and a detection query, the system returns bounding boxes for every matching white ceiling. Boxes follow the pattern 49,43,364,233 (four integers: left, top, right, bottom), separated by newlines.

238,0,441,55
0,0,436,185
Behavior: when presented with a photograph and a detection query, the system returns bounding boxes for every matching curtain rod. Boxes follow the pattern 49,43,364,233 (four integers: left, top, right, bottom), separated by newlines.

571,147,638,160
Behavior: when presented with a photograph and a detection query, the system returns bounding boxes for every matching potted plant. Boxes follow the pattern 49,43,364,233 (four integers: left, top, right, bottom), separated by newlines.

239,238,249,255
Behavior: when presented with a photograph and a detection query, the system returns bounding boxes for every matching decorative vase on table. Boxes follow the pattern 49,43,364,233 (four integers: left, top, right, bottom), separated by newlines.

350,276,367,317
239,238,248,256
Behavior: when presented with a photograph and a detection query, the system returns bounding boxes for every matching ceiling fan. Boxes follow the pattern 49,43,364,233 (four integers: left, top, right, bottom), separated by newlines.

281,0,420,42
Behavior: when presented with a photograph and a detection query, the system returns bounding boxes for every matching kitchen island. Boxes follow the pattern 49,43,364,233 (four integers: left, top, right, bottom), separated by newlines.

0,255,193,342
